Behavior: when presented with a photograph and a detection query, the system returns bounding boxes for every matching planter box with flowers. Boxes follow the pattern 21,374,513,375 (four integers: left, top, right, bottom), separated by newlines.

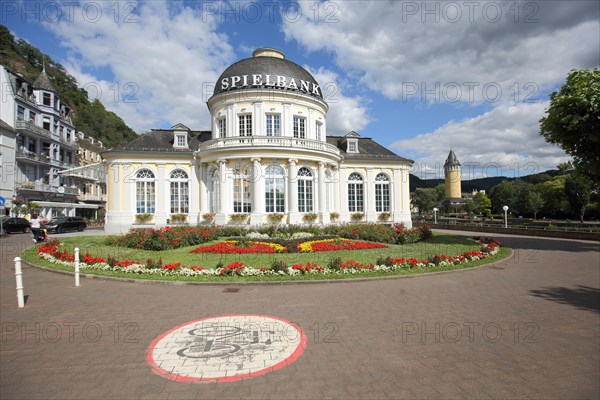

350,213,364,222
169,214,188,225
134,213,153,225
202,213,215,224
378,212,391,222
267,213,285,224
330,212,340,223
302,213,318,224
229,214,249,225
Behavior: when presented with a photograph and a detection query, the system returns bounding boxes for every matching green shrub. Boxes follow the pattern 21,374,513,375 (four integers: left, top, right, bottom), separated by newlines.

270,260,288,273
328,257,343,270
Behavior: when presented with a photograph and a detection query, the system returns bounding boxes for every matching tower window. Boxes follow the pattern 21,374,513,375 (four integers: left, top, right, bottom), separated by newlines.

238,114,252,136
266,114,280,136
217,117,227,138
43,92,51,106
293,116,305,139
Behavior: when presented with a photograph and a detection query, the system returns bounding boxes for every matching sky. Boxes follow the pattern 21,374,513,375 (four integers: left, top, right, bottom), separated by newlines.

2,0,599,180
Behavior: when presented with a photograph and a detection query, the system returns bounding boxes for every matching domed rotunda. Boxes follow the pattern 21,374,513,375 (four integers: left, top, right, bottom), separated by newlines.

103,48,413,233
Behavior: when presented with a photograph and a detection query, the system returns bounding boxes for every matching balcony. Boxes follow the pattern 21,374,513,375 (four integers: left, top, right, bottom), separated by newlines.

15,120,78,149
16,147,53,165
78,193,105,202
198,136,341,157
17,181,78,195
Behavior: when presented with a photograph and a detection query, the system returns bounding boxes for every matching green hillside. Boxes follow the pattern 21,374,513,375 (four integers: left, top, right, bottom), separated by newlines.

0,25,138,148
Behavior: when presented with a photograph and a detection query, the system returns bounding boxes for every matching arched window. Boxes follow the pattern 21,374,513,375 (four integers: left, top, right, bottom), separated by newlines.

375,173,390,212
233,164,252,213
136,169,155,214
265,165,285,213
347,172,364,213
209,168,219,214
169,170,189,214
297,167,313,213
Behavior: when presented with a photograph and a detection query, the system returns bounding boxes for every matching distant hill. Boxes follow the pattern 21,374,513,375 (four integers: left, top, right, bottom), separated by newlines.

0,25,138,148
410,169,561,192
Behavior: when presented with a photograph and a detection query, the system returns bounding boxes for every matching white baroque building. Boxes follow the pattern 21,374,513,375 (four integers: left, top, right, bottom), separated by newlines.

103,48,413,233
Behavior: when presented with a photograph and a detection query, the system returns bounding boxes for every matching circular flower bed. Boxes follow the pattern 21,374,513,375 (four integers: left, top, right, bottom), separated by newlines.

190,240,287,254
297,238,387,252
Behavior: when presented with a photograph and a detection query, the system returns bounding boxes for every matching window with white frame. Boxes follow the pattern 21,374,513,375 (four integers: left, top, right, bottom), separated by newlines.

293,116,305,139
169,170,189,214
375,173,391,212
348,172,364,212
135,169,156,214
238,114,252,136
217,117,226,138
265,165,285,213
266,114,280,136
176,134,187,147
315,122,322,141
233,164,252,213
209,169,220,213
297,167,314,213
347,140,358,153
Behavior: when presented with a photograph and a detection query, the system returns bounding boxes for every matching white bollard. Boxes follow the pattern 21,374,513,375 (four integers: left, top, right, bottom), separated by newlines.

74,247,80,287
14,257,24,308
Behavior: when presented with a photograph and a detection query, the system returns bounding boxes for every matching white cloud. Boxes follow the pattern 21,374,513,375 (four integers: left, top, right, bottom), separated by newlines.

283,1,599,103
389,102,570,179
306,66,370,134
45,0,235,131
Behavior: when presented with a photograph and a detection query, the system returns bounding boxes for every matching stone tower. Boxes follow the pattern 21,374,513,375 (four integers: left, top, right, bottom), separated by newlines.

444,149,462,199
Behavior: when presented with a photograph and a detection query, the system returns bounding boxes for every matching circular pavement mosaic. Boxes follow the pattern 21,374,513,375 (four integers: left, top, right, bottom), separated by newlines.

147,314,307,383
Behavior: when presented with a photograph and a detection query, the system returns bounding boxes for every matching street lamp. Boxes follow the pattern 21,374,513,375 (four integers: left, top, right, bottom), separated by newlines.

433,207,438,224
503,205,509,228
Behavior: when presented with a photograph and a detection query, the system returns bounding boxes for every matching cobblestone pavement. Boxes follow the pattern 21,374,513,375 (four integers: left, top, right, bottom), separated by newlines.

1,230,598,399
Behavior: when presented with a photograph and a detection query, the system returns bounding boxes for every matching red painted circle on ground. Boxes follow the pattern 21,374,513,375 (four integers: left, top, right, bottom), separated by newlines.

147,314,307,383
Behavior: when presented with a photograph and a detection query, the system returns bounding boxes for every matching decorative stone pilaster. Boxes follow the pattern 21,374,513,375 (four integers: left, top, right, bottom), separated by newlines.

250,158,265,225
215,158,229,225
318,162,328,224
287,158,300,224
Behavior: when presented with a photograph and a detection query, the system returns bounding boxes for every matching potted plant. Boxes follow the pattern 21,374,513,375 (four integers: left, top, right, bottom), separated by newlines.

350,212,364,222
302,213,318,224
229,214,249,224
135,213,153,224
170,214,188,224
330,212,340,222
202,213,215,224
378,212,391,222
267,213,285,224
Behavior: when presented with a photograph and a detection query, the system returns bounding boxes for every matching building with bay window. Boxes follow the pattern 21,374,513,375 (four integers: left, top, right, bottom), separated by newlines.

103,48,413,233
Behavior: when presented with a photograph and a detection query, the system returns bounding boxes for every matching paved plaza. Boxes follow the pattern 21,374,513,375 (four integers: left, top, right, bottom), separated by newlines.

0,230,598,399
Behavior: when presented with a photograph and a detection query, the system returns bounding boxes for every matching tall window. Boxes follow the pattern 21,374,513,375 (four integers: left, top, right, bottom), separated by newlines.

233,164,252,213
209,169,220,213
17,106,25,121
375,173,390,212
348,173,364,212
170,170,189,214
217,117,226,138
238,114,252,136
43,117,51,131
28,111,36,123
297,167,314,213
43,92,51,106
315,122,322,141
265,165,285,213
293,116,305,139
136,169,156,214
266,114,280,136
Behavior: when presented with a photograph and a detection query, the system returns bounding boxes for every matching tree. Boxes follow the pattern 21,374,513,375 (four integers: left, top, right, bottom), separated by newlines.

527,192,545,220
477,193,492,217
564,174,591,222
411,188,436,214
540,68,600,184
464,198,476,215
556,162,573,172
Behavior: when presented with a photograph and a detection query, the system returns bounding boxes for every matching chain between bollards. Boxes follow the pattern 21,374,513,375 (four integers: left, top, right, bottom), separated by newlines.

74,247,80,287
14,257,24,308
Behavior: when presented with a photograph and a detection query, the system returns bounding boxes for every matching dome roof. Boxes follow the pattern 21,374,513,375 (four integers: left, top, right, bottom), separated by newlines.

212,48,323,100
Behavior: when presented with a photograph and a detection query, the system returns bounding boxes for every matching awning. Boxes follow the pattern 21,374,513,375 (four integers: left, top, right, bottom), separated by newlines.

36,201,99,209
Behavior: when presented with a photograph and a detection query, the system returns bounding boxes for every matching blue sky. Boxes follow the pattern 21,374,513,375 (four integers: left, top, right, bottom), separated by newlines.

3,0,599,178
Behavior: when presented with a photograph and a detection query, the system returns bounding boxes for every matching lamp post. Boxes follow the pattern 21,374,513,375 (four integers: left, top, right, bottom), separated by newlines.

433,207,438,224
503,205,509,228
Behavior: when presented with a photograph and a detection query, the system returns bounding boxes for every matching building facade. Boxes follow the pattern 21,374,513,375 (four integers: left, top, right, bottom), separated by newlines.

0,120,17,215
103,48,413,233
0,65,99,218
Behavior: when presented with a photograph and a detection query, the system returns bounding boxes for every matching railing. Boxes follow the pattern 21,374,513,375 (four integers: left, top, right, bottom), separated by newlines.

78,193,105,202
15,120,78,148
16,181,78,195
16,148,53,164
198,136,341,156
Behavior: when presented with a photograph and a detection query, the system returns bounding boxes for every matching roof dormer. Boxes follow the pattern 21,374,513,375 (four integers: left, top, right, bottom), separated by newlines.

341,131,360,154
172,123,190,148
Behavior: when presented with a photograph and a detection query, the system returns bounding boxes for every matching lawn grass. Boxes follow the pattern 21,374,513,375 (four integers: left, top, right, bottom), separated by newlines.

21,232,510,282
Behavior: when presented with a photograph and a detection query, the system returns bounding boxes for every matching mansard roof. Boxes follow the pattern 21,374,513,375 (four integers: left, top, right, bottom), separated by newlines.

327,135,413,163
105,129,212,153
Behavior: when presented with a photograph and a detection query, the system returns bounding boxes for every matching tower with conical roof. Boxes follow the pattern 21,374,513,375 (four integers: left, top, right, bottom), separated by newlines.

444,149,462,199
